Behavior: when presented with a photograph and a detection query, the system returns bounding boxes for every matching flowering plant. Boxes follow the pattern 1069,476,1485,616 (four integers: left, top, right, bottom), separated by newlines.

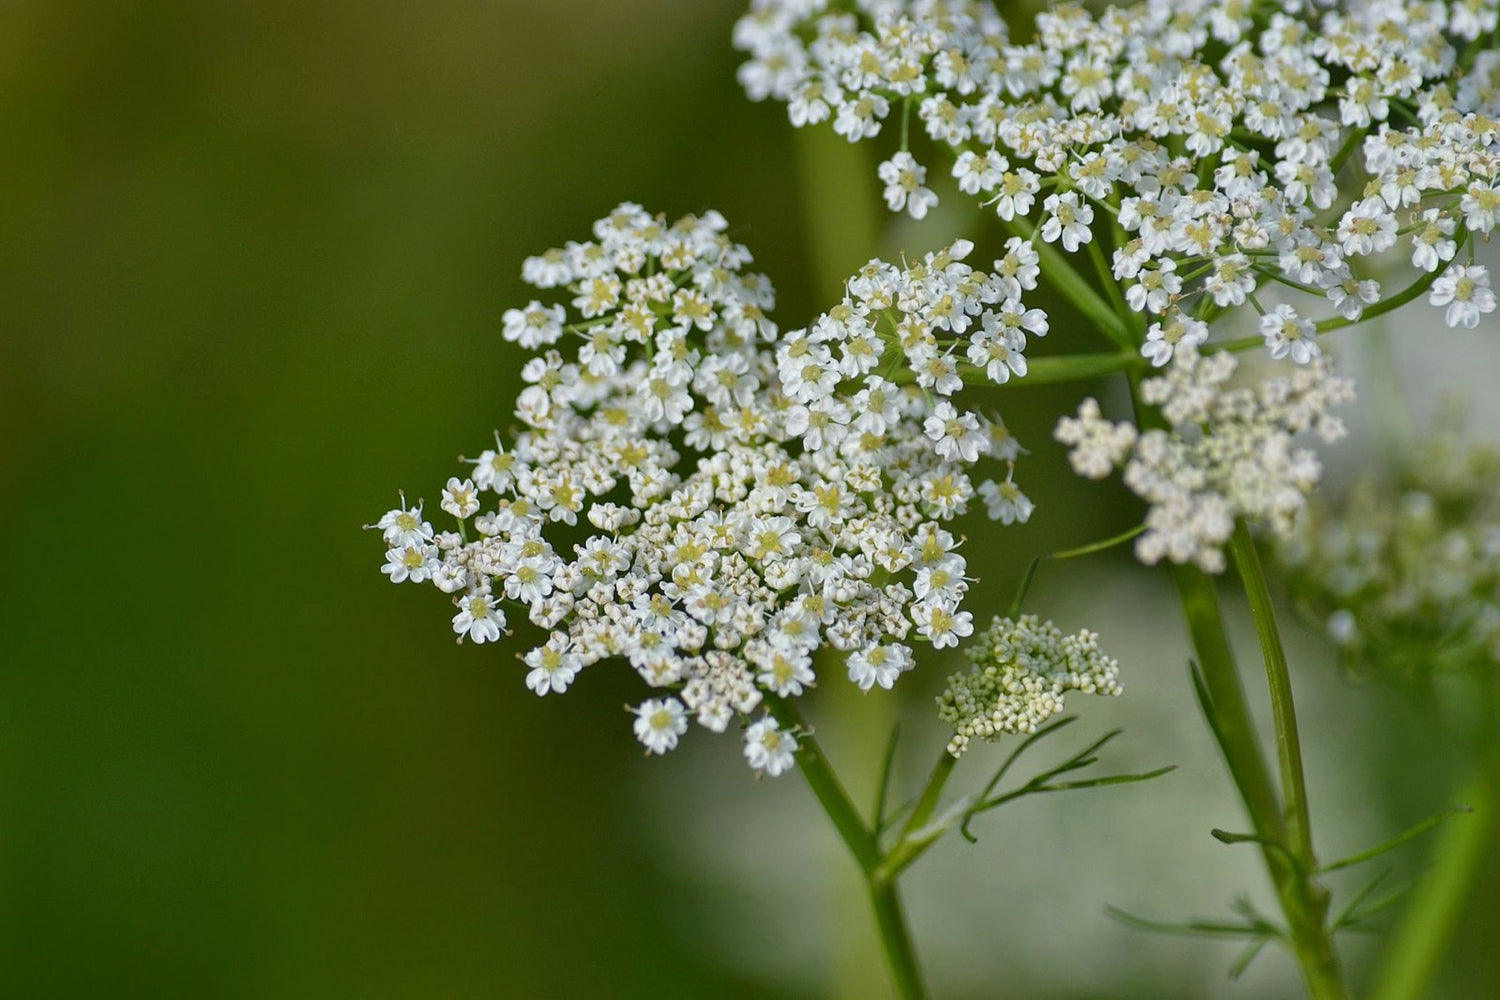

371,1,1500,996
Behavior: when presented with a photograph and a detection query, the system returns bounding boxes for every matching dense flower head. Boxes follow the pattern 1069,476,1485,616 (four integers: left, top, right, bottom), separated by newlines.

936,614,1123,758
783,237,1037,477
373,204,1029,771
736,0,1500,368
1279,404,1500,678
1057,346,1354,573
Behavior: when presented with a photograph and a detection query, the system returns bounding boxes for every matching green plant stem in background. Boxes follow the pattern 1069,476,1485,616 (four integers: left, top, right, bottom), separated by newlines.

793,127,880,302
1371,763,1497,1000
1373,668,1500,1000
766,697,928,1000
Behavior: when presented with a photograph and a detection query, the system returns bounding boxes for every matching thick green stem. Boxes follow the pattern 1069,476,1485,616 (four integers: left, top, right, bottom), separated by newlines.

869,876,925,1000
767,697,928,1000
1170,564,1285,843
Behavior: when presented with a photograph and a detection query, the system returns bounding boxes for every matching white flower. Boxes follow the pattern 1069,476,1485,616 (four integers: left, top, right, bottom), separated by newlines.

375,500,433,548
979,476,1034,525
502,301,566,348
1411,210,1458,273
382,545,437,584
1141,312,1208,368
1260,304,1320,365
833,90,888,141
847,643,913,691
913,600,974,649
923,402,988,462
441,477,481,519
1430,264,1498,329
878,152,938,219
379,206,1029,767
452,593,505,644
633,698,689,755
1040,192,1094,252
525,637,582,695
743,716,798,776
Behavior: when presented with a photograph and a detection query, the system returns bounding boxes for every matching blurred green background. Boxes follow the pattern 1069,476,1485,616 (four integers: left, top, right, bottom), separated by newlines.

5,1,1500,997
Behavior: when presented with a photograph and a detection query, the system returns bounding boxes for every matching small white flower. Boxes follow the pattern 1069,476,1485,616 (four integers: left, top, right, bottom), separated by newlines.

979,476,1035,525
847,643,913,691
501,301,566,348
375,501,433,548
878,152,938,220
923,401,988,462
452,593,505,644
633,698,689,755
743,716,798,776
525,637,582,696
1040,192,1094,252
1140,312,1208,368
1259,304,1320,364
913,600,974,649
382,545,437,584
1430,264,1498,329
441,477,481,519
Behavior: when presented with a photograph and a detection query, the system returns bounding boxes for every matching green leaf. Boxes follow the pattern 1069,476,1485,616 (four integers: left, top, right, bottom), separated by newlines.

1319,807,1474,874
1229,936,1273,980
1104,904,1282,941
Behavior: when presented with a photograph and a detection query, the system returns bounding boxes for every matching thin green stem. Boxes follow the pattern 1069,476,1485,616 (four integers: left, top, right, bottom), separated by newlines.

766,697,928,1000
1210,242,1464,353
1010,523,1147,617
876,751,958,881
768,697,879,870
886,349,1144,388
1228,523,1347,999
1231,522,1314,863
1330,125,1370,175
1006,215,1133,346
1086,232,1132,324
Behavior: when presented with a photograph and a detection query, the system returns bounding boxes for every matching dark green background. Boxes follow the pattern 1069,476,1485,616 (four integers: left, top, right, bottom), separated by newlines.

4,2,1499,997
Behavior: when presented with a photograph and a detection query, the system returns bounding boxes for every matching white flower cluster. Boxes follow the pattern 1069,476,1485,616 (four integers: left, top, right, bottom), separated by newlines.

735,0,1500,364
1057,347,1354,573
374,204,1026,773
936,615,1122,758
784,238,1038,522
1279,408,1500,676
